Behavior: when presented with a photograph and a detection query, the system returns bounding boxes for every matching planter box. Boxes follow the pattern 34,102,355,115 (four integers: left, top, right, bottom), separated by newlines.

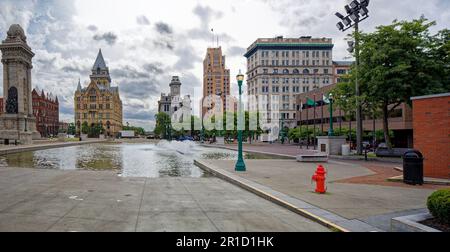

391,212,442,232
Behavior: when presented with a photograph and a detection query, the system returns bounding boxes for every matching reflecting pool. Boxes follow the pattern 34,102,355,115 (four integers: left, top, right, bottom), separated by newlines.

0,141,240,178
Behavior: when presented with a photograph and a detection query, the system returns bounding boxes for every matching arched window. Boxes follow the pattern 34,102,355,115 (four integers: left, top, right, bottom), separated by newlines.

303,69,310,74
293,69,300,74
97,67,101,74
283,69,289,74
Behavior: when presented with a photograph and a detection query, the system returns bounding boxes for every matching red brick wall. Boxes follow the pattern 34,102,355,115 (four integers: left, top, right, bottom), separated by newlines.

412,95,450,179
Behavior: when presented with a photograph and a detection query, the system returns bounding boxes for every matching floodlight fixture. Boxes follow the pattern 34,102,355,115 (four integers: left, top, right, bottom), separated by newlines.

360,6,369,16
350,0,360,10
343,17,352,26
335,12,345,20
345,5,352,14
350,12,360,22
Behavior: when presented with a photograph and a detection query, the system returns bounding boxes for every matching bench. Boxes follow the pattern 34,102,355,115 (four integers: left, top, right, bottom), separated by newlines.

296,154,329,163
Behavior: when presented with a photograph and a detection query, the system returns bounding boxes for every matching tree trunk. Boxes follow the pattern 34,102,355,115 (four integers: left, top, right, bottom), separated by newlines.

382,102,392,149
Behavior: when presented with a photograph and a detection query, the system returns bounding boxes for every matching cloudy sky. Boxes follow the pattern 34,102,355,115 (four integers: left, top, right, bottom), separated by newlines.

0,0,449,130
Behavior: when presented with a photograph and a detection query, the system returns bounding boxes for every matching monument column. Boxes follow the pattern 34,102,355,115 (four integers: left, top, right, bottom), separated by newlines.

0,24,40,144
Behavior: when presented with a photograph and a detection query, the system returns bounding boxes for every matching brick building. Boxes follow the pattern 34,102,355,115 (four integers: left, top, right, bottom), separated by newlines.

202,47,231,117
0,97,3,114
411,93,450,179
296,83,414,148
32,87,59,137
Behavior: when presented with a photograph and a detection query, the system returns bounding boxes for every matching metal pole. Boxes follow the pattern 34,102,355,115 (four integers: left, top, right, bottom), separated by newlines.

299,104,302,149
235,76,246,172
373,109,376,148
328,98,334,136
321,95,324,135
313,95,316,150
355,21,363,155
306,101,309,149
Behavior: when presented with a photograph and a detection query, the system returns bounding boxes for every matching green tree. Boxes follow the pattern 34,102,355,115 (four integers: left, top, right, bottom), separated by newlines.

81,121,89,135
67,123,76,135
154,112,171,139
337,17,449,148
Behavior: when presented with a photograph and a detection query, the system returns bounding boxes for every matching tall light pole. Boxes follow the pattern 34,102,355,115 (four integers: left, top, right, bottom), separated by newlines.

328,93,334,137
235,70,246,172
336,0,370,155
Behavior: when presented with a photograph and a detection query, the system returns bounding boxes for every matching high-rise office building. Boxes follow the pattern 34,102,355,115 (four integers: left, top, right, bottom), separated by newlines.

244,36,334,128
202,47,231,117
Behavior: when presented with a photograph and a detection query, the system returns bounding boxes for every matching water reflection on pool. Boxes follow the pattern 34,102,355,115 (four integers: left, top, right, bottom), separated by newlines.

0,141,240,178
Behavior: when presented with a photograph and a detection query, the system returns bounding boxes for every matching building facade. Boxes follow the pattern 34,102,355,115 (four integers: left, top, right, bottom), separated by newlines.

32,88,59,137
158,76,182,117
202,47,231,117
411,93,450,179
244,36,334,128
332,61,352,84
74,49,123,137
158,76,192,124
296,83,413,148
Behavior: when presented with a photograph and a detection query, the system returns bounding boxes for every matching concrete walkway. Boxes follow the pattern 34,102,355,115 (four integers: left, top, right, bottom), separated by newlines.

195,159,446,231
0,167,329,232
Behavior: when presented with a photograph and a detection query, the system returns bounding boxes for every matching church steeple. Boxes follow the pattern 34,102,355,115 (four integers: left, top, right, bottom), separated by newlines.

93,49,107,70
90,48,111,86
77,78,82,92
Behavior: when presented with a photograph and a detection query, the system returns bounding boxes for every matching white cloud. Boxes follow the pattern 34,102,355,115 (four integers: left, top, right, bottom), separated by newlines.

0,0,448,131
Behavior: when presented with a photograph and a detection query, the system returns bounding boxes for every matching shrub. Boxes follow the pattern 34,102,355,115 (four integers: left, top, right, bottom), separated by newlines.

427,189,450,225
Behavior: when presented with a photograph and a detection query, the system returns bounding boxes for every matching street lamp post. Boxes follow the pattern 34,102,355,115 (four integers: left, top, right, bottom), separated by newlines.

235,71,246,172
335,0,370,155
328,93,334,137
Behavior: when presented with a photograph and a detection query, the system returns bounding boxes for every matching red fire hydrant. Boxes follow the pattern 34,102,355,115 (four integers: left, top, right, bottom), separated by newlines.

312,165,327,194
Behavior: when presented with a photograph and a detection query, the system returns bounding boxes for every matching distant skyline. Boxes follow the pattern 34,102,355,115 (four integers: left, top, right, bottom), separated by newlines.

0,0,449,130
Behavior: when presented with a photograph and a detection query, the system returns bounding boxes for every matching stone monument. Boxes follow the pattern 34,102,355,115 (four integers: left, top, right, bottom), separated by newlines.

317,136,347,156
0,24,39,144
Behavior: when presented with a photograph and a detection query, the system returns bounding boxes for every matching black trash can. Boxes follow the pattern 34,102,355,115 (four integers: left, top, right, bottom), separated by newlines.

403,150,424,185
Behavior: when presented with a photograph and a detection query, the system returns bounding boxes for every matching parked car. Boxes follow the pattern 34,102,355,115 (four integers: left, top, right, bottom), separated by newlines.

375,143,412,157
178,136,194,141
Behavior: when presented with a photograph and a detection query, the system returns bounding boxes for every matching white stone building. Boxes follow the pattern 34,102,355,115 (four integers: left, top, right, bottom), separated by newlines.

244,36,334,128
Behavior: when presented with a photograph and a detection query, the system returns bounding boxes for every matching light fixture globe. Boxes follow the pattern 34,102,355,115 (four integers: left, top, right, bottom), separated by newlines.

236,70,244,82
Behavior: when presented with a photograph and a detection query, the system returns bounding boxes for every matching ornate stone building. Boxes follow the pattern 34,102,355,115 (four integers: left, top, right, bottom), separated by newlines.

0,24,40,144
158,76,182,117
32,87,59,137
157,76,192,124
74,49,123,137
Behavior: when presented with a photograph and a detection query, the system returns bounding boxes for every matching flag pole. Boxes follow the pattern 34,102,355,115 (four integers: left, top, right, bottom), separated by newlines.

313,94,316,150
321,93,324,135
306,98,309,150
299,102,302,149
